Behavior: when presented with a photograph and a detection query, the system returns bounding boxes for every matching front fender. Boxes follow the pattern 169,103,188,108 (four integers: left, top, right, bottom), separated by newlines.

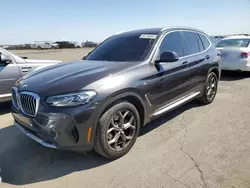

91,89,147,144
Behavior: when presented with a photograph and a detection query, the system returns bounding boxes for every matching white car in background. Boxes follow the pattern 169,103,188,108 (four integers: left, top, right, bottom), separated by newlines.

31,41,59,50
215,36,250,71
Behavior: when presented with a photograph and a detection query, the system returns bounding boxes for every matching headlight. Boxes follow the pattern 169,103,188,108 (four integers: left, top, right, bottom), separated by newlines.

46,91,97,107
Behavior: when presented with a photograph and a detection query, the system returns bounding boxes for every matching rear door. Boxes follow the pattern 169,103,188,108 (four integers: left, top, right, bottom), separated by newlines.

182,31,210,92
0,49,21,97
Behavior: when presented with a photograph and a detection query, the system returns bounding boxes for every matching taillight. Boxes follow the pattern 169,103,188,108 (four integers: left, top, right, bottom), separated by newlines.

241,52,249,58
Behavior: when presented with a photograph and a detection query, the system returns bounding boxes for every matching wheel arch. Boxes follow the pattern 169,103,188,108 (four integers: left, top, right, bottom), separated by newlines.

208,66,220,80
91,90,147,144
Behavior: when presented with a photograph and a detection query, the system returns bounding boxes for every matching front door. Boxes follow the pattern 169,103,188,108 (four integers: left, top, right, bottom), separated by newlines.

147,31,191,113
0,49,21,97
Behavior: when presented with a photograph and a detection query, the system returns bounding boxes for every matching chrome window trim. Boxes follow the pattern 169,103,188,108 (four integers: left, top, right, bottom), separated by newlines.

150,29,212,63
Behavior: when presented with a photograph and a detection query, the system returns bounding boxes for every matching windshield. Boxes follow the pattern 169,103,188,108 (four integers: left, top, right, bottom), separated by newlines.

86,33,157,62
215,38,250,48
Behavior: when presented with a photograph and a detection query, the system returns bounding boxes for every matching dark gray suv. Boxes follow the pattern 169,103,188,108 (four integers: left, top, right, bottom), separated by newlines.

12,27,221,159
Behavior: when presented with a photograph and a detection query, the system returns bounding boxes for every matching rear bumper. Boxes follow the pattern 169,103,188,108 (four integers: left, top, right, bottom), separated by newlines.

221,60,250,71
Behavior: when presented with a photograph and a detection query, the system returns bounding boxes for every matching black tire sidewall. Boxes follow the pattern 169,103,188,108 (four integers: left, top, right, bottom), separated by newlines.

97,102,140,159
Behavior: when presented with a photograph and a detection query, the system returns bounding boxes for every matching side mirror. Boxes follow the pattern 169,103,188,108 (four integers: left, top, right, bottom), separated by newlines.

155,51,179,63
0,54,12,64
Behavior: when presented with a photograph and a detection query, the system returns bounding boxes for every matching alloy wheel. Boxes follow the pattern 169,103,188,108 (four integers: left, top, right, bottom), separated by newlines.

206,75,217,100
106,110,136,151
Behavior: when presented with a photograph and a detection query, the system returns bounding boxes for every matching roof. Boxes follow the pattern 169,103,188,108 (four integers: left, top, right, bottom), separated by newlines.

114,28,163,35
114,26,206,36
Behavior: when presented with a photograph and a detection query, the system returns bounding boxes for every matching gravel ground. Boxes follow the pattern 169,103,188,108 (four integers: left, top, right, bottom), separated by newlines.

10,48,94,61
1,49,250,188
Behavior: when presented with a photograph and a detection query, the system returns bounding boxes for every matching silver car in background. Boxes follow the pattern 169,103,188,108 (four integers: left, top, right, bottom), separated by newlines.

215,36,250,71
0,48,61,102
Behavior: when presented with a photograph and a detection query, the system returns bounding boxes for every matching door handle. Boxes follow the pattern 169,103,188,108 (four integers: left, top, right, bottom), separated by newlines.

182,61,189,65
206,55,210,59
21,67,32,73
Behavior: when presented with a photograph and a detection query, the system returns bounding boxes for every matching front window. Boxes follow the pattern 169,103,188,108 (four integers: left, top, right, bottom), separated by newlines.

86,33,157,62
159,31,184,57
215,39,250,48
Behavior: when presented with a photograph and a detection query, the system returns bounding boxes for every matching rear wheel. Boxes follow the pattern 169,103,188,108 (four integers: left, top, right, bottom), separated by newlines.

198,72,218,104
94,102,140,159
37,46,42,50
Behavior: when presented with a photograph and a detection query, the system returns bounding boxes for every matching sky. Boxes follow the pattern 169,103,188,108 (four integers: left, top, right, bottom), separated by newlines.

2,0,250,44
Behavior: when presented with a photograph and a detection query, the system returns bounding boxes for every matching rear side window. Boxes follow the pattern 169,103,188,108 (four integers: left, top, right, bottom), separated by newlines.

199,34,211,49
215,39,250,48
159,31,184,57
196,34,205,51
182,31,200,55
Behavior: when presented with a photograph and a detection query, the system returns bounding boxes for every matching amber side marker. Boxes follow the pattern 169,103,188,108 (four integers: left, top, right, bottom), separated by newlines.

87,128,92,143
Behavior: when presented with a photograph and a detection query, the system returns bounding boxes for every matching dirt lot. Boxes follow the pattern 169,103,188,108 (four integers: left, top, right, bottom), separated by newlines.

1,49,250,188
10,48,94,61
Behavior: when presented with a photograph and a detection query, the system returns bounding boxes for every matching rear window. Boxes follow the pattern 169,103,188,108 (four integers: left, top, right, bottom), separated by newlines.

215,39,250,48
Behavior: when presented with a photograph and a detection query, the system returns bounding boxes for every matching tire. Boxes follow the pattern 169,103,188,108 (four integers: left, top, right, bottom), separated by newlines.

37,46,42,50
197,72,218,104
94,102,140,159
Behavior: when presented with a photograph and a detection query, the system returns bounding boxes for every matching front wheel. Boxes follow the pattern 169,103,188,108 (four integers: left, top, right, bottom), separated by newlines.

198,72,218,104
94,102,140,159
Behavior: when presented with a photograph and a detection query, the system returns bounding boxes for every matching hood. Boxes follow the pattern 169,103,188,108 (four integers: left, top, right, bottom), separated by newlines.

17,60,133,97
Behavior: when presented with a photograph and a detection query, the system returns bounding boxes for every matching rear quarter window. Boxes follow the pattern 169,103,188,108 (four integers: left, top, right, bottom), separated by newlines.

199,34,211,50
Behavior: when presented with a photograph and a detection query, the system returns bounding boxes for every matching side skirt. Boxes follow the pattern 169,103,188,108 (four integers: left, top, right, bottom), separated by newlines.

152,91,200,117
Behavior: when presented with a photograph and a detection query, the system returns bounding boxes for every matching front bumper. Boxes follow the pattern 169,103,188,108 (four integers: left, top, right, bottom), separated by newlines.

12,102,98,152
15,122,57,148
